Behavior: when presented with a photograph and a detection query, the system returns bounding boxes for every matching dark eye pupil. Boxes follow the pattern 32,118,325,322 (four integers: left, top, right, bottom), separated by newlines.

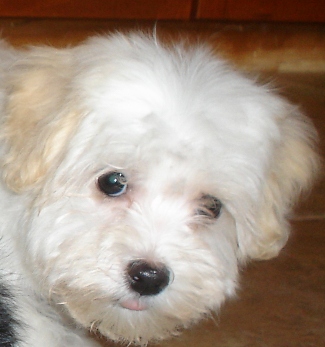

98,172,127,197
198,195,222,219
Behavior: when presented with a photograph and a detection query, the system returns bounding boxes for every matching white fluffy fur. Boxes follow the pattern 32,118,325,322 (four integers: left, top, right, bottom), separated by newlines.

0,32,319,346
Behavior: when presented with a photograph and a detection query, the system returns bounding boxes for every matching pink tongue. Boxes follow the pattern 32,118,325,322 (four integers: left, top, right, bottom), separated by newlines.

121,299,147,311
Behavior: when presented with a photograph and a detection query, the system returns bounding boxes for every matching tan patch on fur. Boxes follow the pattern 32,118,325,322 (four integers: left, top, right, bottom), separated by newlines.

246,108,321,260
2,46,83,193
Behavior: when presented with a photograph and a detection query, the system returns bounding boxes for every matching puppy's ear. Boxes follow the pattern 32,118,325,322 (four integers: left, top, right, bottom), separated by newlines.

2,46,81,193
238,105,320,261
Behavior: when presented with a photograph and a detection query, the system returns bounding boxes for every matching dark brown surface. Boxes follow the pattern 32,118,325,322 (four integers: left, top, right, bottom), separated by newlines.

197,0,325,22
0,0,324,22
0,0,192,19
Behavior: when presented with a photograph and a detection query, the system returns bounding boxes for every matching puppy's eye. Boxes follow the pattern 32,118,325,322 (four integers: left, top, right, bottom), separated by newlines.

197,195,222,219
97,172,128,197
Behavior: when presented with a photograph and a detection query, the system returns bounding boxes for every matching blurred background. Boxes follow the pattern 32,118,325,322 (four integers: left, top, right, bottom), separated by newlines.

0,1,324,346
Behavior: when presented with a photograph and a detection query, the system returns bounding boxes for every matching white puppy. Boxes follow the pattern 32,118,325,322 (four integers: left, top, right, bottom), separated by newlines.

0,32,319,346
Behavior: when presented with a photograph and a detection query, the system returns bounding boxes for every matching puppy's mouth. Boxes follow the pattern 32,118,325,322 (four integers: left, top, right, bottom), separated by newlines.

120,298,148,311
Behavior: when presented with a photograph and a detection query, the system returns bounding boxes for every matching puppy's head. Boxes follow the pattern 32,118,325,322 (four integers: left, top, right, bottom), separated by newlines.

1,34,319,344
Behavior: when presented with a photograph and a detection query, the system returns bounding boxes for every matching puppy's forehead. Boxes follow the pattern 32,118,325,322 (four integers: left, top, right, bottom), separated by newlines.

76,36,280,147
70,37,281,199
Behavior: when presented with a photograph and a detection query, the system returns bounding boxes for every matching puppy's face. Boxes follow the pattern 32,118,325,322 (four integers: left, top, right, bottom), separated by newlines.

2,34,319,344
31,158,239,344
24,73,240,343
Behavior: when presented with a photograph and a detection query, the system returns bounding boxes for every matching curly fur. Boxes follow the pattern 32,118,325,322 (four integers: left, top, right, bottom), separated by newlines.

0,32,319,346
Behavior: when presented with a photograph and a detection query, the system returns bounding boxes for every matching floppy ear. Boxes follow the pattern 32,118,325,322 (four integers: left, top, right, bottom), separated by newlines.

1,46,82,193
238,104,320,261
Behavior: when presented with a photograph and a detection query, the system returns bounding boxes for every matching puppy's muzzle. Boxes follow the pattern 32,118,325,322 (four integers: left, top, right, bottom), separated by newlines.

127,260,170,296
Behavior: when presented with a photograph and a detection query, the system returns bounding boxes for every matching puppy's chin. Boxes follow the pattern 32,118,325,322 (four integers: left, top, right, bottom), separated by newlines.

57,290,205,345
70,303,185,344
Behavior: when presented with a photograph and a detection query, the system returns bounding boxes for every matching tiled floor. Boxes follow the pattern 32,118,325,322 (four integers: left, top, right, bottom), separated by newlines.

1,19,324,347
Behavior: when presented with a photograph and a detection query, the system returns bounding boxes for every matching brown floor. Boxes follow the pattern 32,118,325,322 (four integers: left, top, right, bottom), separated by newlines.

1,19,324,347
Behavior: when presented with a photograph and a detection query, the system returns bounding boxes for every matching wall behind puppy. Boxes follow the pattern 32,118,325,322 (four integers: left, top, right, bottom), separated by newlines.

0,0,324,22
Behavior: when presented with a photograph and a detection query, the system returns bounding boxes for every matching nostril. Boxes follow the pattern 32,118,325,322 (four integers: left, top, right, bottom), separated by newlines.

127,260,170,296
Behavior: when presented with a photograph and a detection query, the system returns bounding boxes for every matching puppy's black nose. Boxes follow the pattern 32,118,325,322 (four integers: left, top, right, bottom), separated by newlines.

127,260,170,296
